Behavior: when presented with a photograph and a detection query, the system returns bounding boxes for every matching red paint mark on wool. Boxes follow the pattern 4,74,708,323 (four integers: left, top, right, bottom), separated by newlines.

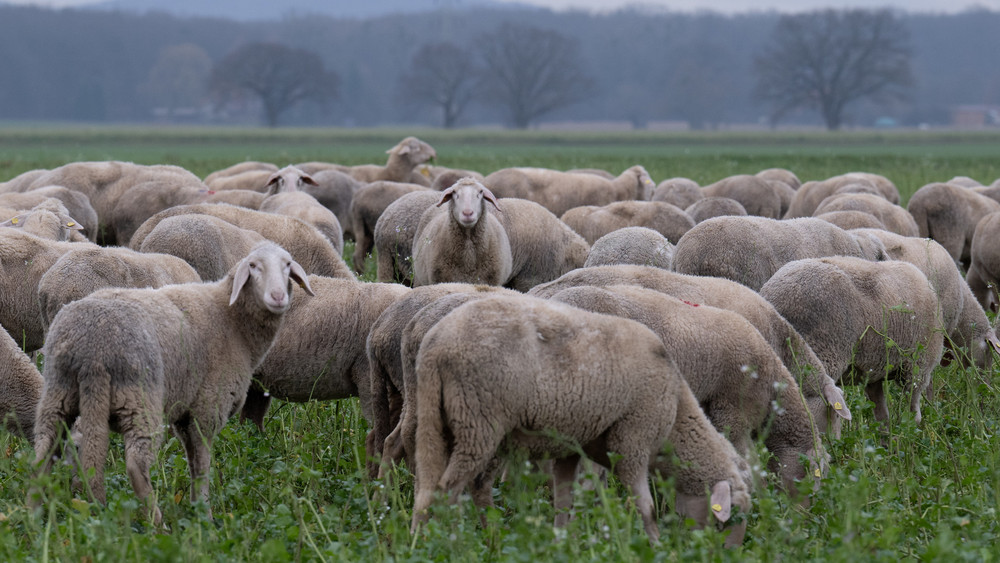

682,300,700,307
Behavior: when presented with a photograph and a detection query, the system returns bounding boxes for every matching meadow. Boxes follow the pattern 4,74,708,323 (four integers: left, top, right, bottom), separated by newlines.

1,127,999,561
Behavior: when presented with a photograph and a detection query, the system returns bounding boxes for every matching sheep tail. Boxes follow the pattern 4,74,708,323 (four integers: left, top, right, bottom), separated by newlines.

76,360,112,504
410,354,447,533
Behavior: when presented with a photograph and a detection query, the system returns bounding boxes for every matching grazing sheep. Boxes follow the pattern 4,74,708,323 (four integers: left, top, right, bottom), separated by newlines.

815,210,888,232
410,294,751,546
348,181,430,273
240,275,410,433
128,203,355,280
813,193,919,237
27,161,204,245
559,200,695,245
337,137,437,186
138,214,266,282
411,179,512,287
0,186,99,242
204,169,275,192
37,245,202,333
484,165,654,218
527,265,852,437
1,200,86,242
855,228,1000,369
701,175,782,218
651,177,703,209
756,168,801,190
31,242,315,524
301,169,362,240
493,197,590,292
966,212,1000,312
0,169,49,193
785,173,898,219
760,256,945,424
583,227,674,269
672,216,887,291
0,230,96,352
906,182,1000,266
374,190,442,285
0,327,43,443
260,191,344,254
202,161,277,185
685,197,748,224
549,284,828,492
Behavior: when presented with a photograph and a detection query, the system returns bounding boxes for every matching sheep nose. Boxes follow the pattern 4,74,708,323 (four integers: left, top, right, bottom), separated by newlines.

462,209,474,217
269,290,287,304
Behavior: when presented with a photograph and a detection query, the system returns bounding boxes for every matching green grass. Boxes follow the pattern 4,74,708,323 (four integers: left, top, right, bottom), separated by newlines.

2,126,1000,561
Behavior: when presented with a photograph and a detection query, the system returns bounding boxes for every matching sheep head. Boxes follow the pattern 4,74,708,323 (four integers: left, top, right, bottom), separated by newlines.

389,136,437,165
229,242,315,313
265,165,317,195
436,178,501,229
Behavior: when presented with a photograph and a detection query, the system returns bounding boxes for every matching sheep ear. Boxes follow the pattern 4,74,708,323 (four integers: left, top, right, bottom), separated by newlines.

265,171,282,188
988,332,1000,357
396,143,412,156
709,481,732,523
482,187,502,212
435,187,456,207
61,215,84,230
1,215,22,228
825,385,852,420
289,260,315,296
230,259,252,306
299,172,318,187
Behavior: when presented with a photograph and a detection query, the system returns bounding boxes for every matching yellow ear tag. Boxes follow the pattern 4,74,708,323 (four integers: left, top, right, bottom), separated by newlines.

814,468,822,478
66,222,75,227
10,217,18,225
420,167,431,177
834,402,843,410
711,503,723,513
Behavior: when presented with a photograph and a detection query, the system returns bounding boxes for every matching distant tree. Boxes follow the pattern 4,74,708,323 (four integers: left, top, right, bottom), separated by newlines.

139,44,212,117
398,42,479,128
209,42,339,127
478,23,594,129
754,9,914,130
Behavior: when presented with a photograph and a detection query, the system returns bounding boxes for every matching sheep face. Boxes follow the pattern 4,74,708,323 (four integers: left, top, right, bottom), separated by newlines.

229,243,315,314
390,136,437,164
1,208,83,241
265,165,317,195
436,179,501,229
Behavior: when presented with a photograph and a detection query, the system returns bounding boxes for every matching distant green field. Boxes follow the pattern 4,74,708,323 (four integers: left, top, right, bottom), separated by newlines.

2,126,999,203
2,126,1000,561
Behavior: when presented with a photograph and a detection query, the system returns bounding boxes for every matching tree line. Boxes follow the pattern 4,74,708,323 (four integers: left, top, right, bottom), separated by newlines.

0,4,996,130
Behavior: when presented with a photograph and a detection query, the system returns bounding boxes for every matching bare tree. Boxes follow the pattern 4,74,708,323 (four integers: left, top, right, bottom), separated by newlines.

398,42,479,128
754,9,914,130
478,23,594,129
210,42,339,127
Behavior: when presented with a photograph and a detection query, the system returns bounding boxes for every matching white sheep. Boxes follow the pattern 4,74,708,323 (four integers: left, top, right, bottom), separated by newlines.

813,193,919,237
373,190,442,285
906,182,1000,267
484,165,654,218
0,327,43,443
583,226,674,269
348,181,430,273
701,174,783,218
0,186,99,242
685,196,748,224
260,191,344,254
336,137,437,186
202,161,278,185
785,172,899,219
138,214,266,282
31,242,315,524
651,177,703,209
559,200,695,245
1,200,86,242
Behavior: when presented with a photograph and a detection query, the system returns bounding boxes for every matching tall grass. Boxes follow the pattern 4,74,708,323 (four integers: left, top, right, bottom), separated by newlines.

1,128,999,560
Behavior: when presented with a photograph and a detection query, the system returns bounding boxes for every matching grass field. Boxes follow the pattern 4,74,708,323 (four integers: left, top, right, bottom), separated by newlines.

1,127,999,561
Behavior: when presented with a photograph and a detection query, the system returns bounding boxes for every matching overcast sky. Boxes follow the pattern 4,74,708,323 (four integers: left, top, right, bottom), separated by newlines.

4,0,999,12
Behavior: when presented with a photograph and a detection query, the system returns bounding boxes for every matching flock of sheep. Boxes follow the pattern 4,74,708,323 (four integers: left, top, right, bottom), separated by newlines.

2,135,1000,547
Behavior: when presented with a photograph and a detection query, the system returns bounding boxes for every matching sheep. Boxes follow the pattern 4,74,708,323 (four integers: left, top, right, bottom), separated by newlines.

411,179,512,287
128,203,355,280
301,169,362,240
815,210,889,232
0,229,96,352
337,136,437,186
685,196,748,224
429,168,486,191
410,293,751,546
111,181,266,245
0,186,99,242
348,181,430,273
138,214,267,282
204,169,275,192
672,216,887,291
291,161,340,175
813,193,919,237
756,168,801,190
365,283,502,478
946,176,982,188
785,173,898,219
583,227,674,269
548,284,828,492
26,161,205,244
701,174,782,218
0,169,49,193
1,200,86,242
527,265,852,437
966,212,1000,312
260,191,344,254
651,177,703,209
559,200,695,245
484,165,654,218
202,161,277,185
766,179,797,217
906,182,1000,267
565,167,616,179
37,245,202,333
30,242,315,525
0,327,43,443
759,256,945,424
855,228,1000,370
374,190,442,285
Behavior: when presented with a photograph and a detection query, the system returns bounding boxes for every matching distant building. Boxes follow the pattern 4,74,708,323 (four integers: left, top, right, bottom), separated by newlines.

951,105,1000,129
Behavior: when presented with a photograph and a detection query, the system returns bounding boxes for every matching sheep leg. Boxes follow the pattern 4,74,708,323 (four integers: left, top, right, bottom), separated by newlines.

122,418,162,526
377,423,405,480
27,411,73,509
552,454,581,528
173,419,214,519
864,380,890,423
366,361,394,479
239,386,271,432
613,452,658,544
